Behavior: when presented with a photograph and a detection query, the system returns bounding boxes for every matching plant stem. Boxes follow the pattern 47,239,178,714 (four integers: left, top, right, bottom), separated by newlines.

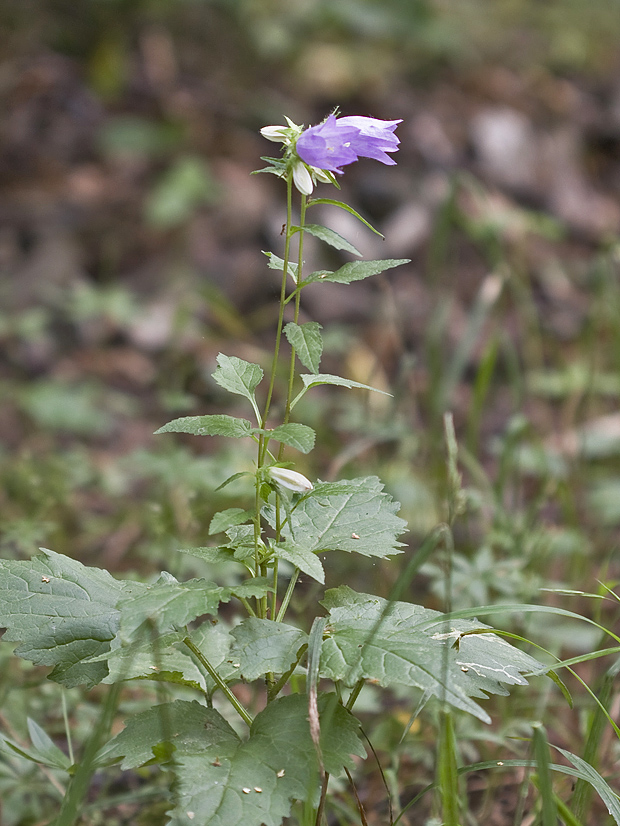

345,678,365,711
61,689,74,765
276,568,300,622
254,175,297,616
261,174,294,434
314,772,330,826
281,193,307,443
268,644,308,701
183,637,253,727
271,557,279,618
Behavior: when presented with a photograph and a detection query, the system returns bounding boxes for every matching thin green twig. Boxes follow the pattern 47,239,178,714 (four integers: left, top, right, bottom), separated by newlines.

183,637,253,727
276,568,300,622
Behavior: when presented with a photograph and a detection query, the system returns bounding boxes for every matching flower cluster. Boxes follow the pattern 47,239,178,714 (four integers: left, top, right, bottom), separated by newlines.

260,113,402,194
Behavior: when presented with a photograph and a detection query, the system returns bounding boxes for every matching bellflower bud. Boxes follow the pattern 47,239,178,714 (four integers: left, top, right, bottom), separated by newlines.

268,467,314,494
260,125,291,143
292,161,314,196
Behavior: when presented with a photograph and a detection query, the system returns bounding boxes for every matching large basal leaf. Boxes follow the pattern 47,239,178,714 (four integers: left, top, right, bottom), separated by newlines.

0,549,145,688
282,476,406,559
98,621,236,693
155,415,253,439
320,586,543,723
101,700,240,770
229,619,308,680
118,578,229,640
305,258,410,285
97,632,206,691
212,354,263,403
103,695,364,826
283,322,323,374
168,694,364,826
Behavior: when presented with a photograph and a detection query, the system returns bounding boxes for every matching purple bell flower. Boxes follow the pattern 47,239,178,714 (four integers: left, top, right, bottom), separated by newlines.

296,114,402,174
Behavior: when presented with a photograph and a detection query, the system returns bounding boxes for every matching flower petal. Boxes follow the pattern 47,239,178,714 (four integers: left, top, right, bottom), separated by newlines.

295,113,402,174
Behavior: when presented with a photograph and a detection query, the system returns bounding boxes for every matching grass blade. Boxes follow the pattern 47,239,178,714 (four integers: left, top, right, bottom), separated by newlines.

532,722,557,826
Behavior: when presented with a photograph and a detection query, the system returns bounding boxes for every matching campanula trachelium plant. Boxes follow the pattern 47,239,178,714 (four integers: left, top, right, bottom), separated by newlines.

4,112,616,826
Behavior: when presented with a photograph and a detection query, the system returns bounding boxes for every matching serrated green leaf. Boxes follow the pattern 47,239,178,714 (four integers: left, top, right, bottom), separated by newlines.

292,224,361,257
284,322,323,373
229,578,273,600
177,546,237,565
91,631,205,691
270,543,325,584
281,477,406,559
305,258,409,285
262,251,298,282
307,198,384,237
95,620,238,694
102,700,240,770
223,524,256,561
0,549,146,688
209,509,254,535
167,694,364,826
229,619,308,680
266,423,315,454
212,354,263,405
155,415,253,439
320,587,543,723
299,373,391,396
118,579,229,640
188,621,239,691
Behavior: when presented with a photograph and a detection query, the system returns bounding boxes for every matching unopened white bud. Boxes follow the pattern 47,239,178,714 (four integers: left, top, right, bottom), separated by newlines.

260,125,290,143
292,162,314,195
268,467,313,493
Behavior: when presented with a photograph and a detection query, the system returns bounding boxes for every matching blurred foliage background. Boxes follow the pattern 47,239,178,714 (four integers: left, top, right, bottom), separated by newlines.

2,0,620,823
